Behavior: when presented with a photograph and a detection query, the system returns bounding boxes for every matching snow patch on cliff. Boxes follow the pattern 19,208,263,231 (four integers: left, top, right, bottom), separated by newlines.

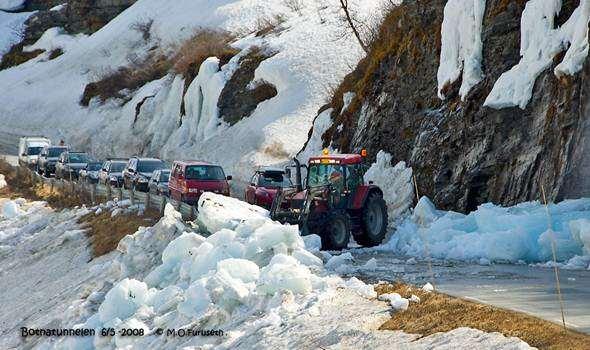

484,0,590,109
437,0,486,101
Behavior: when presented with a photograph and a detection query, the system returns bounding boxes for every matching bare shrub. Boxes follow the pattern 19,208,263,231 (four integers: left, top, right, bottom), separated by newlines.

283,0,304,15
80,53,172,106
253,14,287,37
130,18,154,42
172,28,238,82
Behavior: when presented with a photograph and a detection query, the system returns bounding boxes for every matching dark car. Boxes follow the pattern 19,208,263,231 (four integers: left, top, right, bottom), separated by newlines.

245,168,293,208
123,157,166,192
98,159,127,187
79,162,102,184
149,169,171,196
168,161,231,205
55,152,91,180
37,146,68,177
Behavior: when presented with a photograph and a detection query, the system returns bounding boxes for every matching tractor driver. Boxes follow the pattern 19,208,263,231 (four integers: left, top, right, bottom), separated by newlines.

328,168,345,194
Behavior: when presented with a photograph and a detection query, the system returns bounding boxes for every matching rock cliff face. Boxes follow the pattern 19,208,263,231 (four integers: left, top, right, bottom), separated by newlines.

312,0,590,212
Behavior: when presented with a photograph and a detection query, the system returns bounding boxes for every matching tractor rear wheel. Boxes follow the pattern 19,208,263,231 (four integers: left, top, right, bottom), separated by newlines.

356,193,388,247
321,211,351,250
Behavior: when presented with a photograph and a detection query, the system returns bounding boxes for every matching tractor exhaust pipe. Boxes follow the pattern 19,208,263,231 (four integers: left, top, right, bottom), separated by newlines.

293,158,303,192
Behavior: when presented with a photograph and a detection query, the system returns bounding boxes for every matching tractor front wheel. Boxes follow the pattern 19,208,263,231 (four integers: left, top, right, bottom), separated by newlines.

321,211,351,251
356,193,388,247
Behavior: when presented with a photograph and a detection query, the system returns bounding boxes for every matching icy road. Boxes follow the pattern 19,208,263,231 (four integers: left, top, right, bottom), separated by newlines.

343,250,590,334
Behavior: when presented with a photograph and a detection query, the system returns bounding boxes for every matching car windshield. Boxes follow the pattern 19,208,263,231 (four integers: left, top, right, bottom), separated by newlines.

185,165,225,181
161,171,170,182
110,162,126,172
88,163,102,171
27,147,43,156
69,153,89,163
258,172,292,188
138,160,164,173
307,164,345,189
48,147,67,157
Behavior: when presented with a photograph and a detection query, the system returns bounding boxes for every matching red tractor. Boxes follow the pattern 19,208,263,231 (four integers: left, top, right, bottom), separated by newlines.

270,150,388,250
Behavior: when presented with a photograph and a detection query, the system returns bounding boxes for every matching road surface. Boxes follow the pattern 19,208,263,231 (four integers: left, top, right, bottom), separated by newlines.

347,250,590,334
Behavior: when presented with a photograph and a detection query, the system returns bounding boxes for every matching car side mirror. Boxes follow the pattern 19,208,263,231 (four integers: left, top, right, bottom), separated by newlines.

226,175,233,181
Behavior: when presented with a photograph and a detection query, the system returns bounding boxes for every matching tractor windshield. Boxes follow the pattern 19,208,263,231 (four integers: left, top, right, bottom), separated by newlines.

307,164,345,192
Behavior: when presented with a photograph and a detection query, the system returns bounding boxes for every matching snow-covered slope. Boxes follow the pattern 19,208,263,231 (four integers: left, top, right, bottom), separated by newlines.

0,0,384,190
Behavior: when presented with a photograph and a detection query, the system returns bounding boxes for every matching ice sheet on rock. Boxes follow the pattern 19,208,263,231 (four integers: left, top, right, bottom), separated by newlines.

437,0,486,100
364,151,414,227
484,0,590,109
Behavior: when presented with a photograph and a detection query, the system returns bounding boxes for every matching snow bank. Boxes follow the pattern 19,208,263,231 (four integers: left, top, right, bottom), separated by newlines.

364,151,414,225
484,0,590,109
51,193,383,349
0,174,6,189
437,0,486,101
380,197,590,269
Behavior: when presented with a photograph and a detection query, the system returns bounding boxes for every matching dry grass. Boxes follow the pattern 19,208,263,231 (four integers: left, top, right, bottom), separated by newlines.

253,14,287,37
80,53,172,106
0,42,45,71
172,28,238,82
0,159,95,209
376,282,590,350
79,209,160,258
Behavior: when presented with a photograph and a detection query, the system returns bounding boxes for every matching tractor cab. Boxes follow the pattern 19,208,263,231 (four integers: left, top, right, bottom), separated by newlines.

270,149,388,251
306,152,367,210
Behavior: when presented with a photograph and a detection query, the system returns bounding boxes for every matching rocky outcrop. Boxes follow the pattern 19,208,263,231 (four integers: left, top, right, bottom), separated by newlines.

312,0,590,212
218,47,277,126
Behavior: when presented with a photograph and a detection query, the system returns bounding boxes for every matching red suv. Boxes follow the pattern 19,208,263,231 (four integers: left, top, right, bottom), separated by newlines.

245,168,293,209
169,161,232,204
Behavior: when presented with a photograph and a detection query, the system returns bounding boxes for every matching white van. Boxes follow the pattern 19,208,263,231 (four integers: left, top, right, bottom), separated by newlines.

18,137,51,168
